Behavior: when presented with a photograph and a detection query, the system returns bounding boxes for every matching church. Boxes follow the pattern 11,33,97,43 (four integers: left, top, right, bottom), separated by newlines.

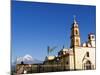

44,17,96,70
16,17,96,74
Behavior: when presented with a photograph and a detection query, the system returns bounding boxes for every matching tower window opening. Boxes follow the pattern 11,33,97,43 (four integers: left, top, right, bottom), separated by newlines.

86,52,89,57
66,61,69,64
88,36,90,40
92,36,94,39
76,30,78,35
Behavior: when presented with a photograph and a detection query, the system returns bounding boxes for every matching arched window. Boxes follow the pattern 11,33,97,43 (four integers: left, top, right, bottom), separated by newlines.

92,36,94,39
76,30,78,35
86,52,89,57
88,36,90,40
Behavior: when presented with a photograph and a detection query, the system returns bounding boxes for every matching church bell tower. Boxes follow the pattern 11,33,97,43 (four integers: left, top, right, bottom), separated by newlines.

70,16,81,48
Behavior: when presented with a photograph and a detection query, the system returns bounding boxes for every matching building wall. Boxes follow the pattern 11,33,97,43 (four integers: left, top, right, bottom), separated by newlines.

69,54,74,70
74,47,96,70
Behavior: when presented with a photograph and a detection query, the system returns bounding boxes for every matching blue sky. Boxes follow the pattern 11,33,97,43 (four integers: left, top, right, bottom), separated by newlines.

11,1,96,61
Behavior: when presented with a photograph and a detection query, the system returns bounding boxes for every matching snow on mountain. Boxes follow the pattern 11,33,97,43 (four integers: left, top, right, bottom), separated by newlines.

16,54,43,64
12,54,43,71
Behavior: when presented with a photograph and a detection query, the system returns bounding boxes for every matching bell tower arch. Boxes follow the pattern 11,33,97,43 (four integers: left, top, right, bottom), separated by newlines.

70,16,81,48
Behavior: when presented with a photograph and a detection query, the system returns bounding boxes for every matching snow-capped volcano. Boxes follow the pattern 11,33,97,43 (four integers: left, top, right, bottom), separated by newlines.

11,54,43,71
23,54,33,61
11,55,43,74
16,54,43,64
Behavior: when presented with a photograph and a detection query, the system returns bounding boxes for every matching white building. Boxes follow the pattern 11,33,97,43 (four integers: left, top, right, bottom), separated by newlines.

45,17,96,70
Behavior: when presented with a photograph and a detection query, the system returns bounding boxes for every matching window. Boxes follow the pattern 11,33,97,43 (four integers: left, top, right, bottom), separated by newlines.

88,36,90,40
86,52,89,57
76,30,78,35
66,61,69,64
92,36,94,39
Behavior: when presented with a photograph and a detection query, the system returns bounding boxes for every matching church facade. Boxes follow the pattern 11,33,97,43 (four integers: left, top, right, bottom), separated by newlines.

44,17,96,70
